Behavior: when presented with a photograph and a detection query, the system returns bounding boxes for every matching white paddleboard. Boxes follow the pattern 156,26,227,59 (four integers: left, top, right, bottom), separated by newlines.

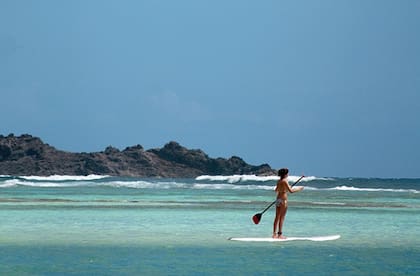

228,235,340,242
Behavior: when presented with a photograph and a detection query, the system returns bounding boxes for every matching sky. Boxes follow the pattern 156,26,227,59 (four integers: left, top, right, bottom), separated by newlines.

1,0,419,178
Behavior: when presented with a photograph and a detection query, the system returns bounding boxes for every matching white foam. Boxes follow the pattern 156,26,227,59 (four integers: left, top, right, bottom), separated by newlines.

195,175,329,183
20,175,109,181
105,181,276,190
106,181,189,189
0,179,19,188
0,179,93,188
2,177,416,194
192,183,274,190
330,186,419,193
195,175,278,183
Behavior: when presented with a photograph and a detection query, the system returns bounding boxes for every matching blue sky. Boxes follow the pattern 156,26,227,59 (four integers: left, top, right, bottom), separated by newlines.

1,1,419,178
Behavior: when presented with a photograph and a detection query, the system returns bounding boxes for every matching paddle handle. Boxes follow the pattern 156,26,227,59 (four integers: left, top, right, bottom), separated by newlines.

291,175,305,188
260,200,277,215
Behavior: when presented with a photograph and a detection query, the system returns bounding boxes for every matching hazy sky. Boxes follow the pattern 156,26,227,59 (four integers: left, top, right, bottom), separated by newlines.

1,1,419,178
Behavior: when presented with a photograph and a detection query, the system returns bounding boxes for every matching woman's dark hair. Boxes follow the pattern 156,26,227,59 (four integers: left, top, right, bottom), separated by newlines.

278,168,289,178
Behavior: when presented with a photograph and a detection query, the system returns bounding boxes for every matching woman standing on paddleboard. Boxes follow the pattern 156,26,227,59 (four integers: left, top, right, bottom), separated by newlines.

273,168,304,239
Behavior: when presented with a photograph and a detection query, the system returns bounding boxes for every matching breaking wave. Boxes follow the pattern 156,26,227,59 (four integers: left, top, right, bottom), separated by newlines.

329,185,419,194
195,175,332,183
0,175,418,193
20,175,109,181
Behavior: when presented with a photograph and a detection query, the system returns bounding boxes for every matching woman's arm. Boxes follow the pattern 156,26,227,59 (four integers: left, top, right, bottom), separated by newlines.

286,181,304,193
291,186,304,193
285,181,293,193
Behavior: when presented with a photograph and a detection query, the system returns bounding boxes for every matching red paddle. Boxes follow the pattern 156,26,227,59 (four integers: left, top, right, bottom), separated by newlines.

252,175,305,224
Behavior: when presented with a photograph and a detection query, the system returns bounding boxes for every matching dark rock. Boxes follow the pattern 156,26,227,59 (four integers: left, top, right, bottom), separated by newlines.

104,146,120,155
0,134,276,177
0,145,12,161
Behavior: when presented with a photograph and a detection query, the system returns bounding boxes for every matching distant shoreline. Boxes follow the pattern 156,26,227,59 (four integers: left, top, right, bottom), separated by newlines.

0,133,275,178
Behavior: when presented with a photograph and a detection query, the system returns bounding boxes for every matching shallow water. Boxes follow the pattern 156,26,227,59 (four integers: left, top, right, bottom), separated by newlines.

0,175,418,275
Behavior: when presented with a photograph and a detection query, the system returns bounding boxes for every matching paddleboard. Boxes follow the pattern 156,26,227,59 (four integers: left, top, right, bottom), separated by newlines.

228,235,340,242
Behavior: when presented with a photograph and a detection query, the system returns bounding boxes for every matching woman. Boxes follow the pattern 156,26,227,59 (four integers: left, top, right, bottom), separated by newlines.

273,168,304,239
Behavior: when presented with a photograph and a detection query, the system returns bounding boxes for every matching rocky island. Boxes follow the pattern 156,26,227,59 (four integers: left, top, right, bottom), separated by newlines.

0,134,275,177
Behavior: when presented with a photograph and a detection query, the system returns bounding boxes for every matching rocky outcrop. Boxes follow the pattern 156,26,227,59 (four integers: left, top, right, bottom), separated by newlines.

0,134,275,177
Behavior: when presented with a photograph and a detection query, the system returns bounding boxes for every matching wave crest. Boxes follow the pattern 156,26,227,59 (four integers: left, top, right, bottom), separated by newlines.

195,175,331,183
330,185,419,193
20,174,109,181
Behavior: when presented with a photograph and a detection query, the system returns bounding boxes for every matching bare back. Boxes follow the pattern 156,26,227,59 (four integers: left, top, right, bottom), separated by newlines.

275,179,293,200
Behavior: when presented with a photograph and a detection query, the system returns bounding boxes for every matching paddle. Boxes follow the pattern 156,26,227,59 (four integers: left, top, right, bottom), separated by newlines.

252,175,305,224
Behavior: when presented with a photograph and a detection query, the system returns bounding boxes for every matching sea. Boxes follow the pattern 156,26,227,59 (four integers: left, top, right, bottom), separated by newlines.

0,174,418,275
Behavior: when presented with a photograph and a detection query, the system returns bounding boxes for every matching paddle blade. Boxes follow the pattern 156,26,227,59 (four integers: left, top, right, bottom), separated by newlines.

252,213,262,224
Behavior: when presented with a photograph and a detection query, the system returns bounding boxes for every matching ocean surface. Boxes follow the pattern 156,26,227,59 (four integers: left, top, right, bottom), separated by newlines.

0,174,418,275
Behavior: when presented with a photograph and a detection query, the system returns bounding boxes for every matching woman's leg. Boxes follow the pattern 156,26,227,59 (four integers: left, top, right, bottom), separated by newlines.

273,207,280,238
278,202,288,239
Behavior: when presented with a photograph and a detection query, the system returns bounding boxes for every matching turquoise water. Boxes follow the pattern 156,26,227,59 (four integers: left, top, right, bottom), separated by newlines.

0,175,419,275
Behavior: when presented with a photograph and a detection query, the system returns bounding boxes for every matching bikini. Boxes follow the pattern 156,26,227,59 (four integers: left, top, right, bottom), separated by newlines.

276,189,288,207
275,198,283,207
